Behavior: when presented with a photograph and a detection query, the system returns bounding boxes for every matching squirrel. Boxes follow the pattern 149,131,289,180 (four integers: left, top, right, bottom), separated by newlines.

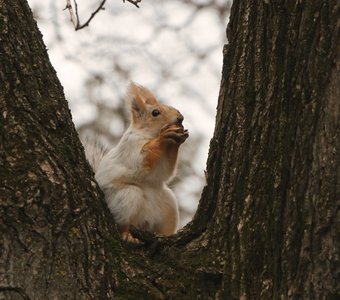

83,82,189,242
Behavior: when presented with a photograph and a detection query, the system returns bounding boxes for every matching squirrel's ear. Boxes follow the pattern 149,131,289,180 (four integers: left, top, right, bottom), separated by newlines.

126,82,147,119
127,81,159,107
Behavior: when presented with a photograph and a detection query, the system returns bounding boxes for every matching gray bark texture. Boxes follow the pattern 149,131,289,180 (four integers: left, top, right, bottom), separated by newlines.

0,0,339,299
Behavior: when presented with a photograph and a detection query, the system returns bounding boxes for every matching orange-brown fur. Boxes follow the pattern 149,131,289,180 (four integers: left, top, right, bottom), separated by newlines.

143,127,181,173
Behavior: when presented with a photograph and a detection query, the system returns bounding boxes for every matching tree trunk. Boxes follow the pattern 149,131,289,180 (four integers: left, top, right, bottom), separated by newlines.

0,0,338,299
212,1,339,298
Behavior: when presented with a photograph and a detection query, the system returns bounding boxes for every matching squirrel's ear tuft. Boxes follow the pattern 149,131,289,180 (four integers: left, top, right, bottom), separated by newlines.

127,81,159,107
126,82,146,118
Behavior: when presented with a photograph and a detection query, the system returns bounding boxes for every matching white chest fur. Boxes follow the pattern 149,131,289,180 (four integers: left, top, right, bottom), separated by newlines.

95,128,179,232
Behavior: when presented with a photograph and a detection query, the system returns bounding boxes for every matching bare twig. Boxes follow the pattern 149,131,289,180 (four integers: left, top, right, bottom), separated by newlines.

123,0,142,8
64,0,78,29
76,0,106,30
65,0,142,30
64,0,106,31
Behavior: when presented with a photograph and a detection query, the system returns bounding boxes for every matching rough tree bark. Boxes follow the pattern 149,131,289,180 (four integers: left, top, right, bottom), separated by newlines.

0,0,338,299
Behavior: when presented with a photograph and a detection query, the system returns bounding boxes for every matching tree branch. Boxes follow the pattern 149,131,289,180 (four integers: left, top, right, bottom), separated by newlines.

64,0,106,31
76,0,106,30
64,0,78,29
123,0,142,8
64,0,142,30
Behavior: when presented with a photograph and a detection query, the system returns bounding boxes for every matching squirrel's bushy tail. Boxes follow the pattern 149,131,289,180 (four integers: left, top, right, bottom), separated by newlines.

81,137,109,173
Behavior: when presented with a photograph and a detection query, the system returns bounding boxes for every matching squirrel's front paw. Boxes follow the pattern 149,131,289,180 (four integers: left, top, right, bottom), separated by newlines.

160,124,189,145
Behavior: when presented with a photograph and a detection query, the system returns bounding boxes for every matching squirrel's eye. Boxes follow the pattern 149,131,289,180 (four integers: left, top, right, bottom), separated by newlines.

152,109,160,117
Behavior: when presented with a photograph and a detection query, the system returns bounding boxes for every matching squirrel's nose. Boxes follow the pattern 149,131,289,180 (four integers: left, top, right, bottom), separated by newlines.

177,114,184,124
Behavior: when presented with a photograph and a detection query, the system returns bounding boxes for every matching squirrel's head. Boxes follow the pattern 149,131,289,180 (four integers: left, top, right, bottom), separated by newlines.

126,82,184,138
